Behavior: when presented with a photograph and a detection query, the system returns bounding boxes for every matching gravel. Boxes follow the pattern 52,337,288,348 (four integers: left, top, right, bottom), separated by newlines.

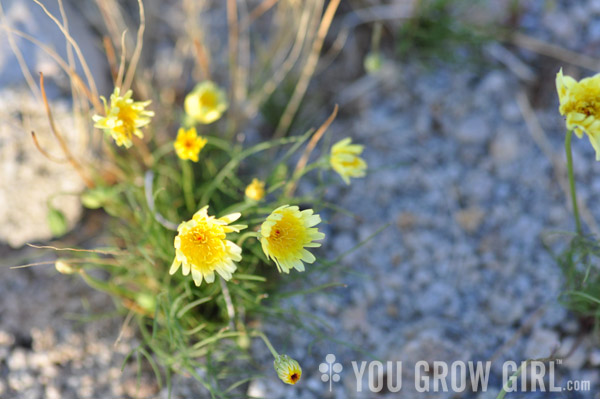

1,0,600,398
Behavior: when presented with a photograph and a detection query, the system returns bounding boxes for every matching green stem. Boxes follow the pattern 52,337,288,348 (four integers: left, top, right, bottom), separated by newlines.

251,331,279,359
181,160,195,214
565,130,582,234
237,231,260,247
496,360,529,399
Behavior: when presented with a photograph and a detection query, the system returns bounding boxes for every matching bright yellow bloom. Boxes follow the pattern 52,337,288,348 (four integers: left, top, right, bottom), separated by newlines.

170,206,246,286
184,81,228,124
174,127,207,162
245,178,265,201
330,138,367,184
274,355,302,385
260,205,324,273
92,88,154,148
556,68,600,160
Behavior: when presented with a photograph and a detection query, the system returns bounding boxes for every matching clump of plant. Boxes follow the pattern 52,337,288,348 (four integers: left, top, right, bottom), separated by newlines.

552,68,600,326
6,0,369,396
395,0,488,63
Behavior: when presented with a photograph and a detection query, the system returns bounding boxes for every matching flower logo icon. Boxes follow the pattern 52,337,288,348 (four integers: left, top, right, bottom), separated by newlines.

319,354,343,391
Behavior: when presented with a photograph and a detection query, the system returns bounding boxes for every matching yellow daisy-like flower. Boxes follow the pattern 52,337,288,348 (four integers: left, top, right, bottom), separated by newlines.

330,137,367,184
274,355,302,385
170,206,246,286
184,81,228,124
245,178,265,201
174,127,207,162
556,68,600,160
260,205,324,273
92,88,154,148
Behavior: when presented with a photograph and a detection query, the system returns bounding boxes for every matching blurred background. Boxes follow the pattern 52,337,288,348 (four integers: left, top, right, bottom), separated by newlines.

1,0,600,398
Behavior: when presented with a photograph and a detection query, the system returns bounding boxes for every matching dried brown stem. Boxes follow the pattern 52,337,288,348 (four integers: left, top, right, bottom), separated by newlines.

103,36,119,83
286,104,338,196
30,131,68,164
193,38,211,81
33,0,98,100
3,26,102,112
240,0,280,31
39,72,95,188
274,0,341,138
227,0,240,105
116,30,127,89
122,0,145,92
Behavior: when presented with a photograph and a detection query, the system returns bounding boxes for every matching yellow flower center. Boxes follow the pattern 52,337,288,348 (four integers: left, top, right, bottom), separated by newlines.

266,213,306,256
199,91,218,108
290,372,299,384
179,224,227,273
340,155,361,168
564,83,600,118
117,104,137,134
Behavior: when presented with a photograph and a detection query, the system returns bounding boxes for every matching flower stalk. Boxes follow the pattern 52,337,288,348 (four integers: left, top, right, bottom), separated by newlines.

565,130,583,235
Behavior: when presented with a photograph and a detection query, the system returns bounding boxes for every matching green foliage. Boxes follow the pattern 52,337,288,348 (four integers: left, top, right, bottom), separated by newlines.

396,0,489,63
549,233,600,321
47,206,68,237
66,121,350,397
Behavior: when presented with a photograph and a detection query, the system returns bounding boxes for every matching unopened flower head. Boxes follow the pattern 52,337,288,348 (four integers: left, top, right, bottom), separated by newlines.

556,68,600,160
245,178,265,201
184,81,228,124
330,138,367,184
170,206,246,286
174,127,207,162
55,260,76,275
274,355,302,385
260,205,324,273
93,88,154,148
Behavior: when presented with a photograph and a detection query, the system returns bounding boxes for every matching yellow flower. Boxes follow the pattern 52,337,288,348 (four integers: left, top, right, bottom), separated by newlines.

92,88,154,148
274,355,302,385
556,68,600,160
260,205,324,273
245,178,265,201
174,127,207,162
184,81,228,124
330,138,367,184
170,206,246,286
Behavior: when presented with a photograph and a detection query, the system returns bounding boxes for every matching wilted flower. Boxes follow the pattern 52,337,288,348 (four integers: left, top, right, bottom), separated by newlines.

174,127,207,162
245,178,265,201
330,138,367,184
259,205,324,273
556,68,600,160
170,206,246,286
93,88,154,148
184,81,228,124
274,355,302,385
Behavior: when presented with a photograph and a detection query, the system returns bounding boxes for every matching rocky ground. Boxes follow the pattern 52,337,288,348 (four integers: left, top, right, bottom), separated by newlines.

1,0,600,398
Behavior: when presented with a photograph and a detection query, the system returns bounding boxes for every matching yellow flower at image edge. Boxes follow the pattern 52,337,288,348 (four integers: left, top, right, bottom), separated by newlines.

170,206,246,286
185,81,228,124
93,88,154,148
556,68,600,160
174,127,207,162
245,178,265,201
330,138,367,184
260,205,324,273
274,355,302,385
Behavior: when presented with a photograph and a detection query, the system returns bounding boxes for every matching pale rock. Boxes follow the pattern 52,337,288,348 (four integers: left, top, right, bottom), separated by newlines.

455,207,485,233
525,329,560,359
455,115,491,144
490,130,520,164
